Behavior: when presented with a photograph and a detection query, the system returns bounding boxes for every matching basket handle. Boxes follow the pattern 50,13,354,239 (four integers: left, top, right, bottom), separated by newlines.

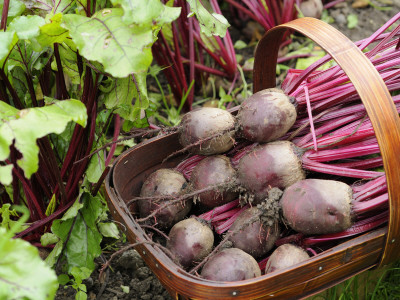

253,17,400,267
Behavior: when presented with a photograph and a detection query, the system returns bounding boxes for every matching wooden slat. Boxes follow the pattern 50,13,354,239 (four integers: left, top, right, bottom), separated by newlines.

253,17,400,267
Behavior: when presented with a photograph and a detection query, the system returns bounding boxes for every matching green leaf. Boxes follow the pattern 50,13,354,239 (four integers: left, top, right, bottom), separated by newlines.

103,77,136,114
62,200,84,221
63,8,154,78
98,222,120,239
70,266,91,282
45,193,58,216
0,101,19,118
0,204,29,232
20,0,74,14
295,51,327,70
58,274,70,285
44,240,63,267
111,0,181,27
7,41,51,77
0,227,58,300
41,232,60,246
50,41,80,85
0,99,87,179
86,151,105,183
0,31,18,67
347,14,358,29
76,290,88,300
187,0,229,37
0,165,13,186
8,15,46,40
103,74,149,124
49,122,75,162
37,13,69,47
0,0,25,19
51,193,103,272
234,40,247,50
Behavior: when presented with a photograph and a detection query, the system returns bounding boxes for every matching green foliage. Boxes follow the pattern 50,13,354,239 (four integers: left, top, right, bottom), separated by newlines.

186,0,229,37
110,0,181,28
42,192,114,299
0,0,25,19
0,206,58,300
62,7,173,78
101,73,150,126
0,31,18,67
87,152,105,183
0,0,233,298
0,99,87,183
0,204,28,232
347,14,358,29
58,267,92,300
8,15,45,40
311,262,400,299
37,13,69,48
49,193,103,272
20,0,75,14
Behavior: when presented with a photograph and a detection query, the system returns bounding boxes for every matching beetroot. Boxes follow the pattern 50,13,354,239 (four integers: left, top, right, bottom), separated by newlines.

237,88,297,143
237,141,305,203
190,155,238,208
201,248,261,281
166,218,214,269
265,244,310,274
281,179,353,235
299,0,323,19
228,206,280,258
139,169,192,229
179,107,235,155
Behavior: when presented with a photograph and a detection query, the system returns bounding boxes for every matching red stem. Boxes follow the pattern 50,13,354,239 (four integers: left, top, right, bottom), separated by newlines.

104,114,121,167
301,155,383,179
224,0,263,28
187,9,195,111
11,164,45,220
302,211,388,246
54,43,70,100
15,199,75,239
0,0,9,30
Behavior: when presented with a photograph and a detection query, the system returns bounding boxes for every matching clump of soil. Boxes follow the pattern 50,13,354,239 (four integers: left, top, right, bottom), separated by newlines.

56,249,173,300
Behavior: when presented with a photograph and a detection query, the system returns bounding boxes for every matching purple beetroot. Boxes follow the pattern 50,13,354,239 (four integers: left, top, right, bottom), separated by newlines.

236,88,297,143
138,169,192,229
179,107,236,155
281,179,353,235
166,217,214,269
237,141,306,203
190,155,238,208
201,248,261,281
228,206,281,258
265,244,310,274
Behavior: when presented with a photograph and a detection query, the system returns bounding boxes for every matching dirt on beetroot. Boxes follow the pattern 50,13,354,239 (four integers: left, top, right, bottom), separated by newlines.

55,2,400,299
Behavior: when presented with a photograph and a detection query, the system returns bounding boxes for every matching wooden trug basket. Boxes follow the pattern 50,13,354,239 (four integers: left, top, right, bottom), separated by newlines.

105,18,400,299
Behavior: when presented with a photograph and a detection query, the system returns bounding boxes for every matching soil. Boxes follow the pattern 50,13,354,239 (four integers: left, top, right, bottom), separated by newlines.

55,2,400,299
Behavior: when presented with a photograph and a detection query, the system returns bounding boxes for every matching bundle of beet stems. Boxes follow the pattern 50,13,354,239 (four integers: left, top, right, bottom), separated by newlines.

122,14,400,279
175,12,400,256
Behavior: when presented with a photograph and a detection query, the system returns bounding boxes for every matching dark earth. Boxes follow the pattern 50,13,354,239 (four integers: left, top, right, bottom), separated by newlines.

56,2,400,299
